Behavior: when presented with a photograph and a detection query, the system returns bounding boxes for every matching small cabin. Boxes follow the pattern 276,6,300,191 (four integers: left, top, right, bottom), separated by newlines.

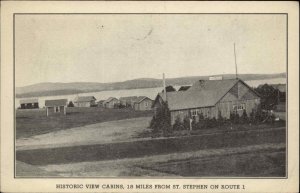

45,99,68,116
103,97,119,109
97,100,105,107
74,96,96,107
19,98,39,109
134,96,153,111
119,96,138,108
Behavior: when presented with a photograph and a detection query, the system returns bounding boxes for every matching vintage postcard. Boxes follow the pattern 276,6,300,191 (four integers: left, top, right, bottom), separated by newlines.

1,1,299,192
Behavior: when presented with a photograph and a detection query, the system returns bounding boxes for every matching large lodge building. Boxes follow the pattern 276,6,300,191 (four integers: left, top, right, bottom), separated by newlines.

153,78,261,125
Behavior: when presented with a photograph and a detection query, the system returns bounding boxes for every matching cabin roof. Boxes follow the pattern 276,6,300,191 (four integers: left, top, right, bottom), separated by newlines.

135,96,152,104
178,85,191,91
160,79,259,111
119,96,138,101
74,96,96,102
20,98,38,104
104,97,118,103
45,99,68,107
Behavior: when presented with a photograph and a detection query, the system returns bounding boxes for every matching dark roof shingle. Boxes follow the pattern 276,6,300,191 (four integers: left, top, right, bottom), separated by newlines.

74,96,96,102
45,99,68,107
104,97,118,103
135,96,152,104
20,98,38,104
163,79,259,111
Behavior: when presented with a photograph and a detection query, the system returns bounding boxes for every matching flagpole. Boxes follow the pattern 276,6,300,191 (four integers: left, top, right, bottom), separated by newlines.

234,43,238,79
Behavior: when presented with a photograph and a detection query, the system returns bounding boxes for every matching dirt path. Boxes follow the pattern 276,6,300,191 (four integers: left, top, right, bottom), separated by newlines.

17,117,152,150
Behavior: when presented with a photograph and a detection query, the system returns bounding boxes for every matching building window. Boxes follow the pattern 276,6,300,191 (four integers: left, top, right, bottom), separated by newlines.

191,109,198,118
233,104,246,111
145,102,148,107
54,106,60,113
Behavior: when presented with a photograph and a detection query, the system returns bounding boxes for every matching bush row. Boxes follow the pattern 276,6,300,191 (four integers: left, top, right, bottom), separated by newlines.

172,109,275,131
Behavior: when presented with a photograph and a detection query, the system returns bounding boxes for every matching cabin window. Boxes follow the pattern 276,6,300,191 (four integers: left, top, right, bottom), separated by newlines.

233,104,246,111
191,109,198,118
145,102,148,107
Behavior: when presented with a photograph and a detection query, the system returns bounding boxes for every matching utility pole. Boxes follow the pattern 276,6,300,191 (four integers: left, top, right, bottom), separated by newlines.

163,73,167,101
234,43,238,79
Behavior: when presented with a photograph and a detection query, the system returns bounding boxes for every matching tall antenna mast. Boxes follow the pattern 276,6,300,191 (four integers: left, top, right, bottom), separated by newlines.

163,73,167,101
234,43,238,79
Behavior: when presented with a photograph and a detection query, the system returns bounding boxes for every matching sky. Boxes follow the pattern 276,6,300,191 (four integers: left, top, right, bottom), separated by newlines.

15,14,287,87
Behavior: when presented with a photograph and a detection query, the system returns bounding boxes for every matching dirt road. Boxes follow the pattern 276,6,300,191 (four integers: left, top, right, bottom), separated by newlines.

17,117,152,150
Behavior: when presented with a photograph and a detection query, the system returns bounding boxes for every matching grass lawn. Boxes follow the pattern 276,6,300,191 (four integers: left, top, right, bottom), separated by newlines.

16,107,153,139
142,149,285,177
16,127,285,166
16,117,152,150
26,143,285,177
137,120,286,139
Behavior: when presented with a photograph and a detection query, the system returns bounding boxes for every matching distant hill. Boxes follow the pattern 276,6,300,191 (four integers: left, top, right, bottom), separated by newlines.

16,73,286,98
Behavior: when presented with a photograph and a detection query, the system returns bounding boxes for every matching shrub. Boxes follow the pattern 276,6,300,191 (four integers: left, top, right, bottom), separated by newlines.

118,103,126,109
183,116,191,130
207,117,218,128
149,101,172,136
250,110,255,123
173,116,185,130
240,110,249,124
198,113,204,121
254,84,279,110
217,111,225,126
67,101,74,107
230,112,235,122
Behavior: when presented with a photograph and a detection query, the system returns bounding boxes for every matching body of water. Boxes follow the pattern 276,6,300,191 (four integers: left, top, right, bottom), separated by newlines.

15,78,286,108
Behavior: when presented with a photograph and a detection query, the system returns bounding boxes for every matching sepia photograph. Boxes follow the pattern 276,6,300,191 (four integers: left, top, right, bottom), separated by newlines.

1,1,299,193
14,13,288,178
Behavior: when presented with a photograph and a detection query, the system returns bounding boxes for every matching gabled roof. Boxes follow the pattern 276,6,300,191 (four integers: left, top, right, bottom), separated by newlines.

119,96,138,101
97,100,105,103
20,98,38,104
160,79,259,111
74,96,96,103
178,86,191,91
45,99,68,107
104,97,118,103
134,96,153,104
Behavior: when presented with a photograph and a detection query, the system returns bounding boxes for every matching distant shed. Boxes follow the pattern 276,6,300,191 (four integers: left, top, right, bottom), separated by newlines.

103,97,119,109
45,99,68,116
119,96,138,107
134,96,153,111
97,100,105,107
19,98,39,109
74,96,96,107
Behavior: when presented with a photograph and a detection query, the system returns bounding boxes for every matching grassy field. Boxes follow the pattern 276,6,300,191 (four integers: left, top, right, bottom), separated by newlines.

16,127,285,166
16,117,152,150
18,143,285,177
142,149,285,177
16,107,286,177
16,107,153,139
